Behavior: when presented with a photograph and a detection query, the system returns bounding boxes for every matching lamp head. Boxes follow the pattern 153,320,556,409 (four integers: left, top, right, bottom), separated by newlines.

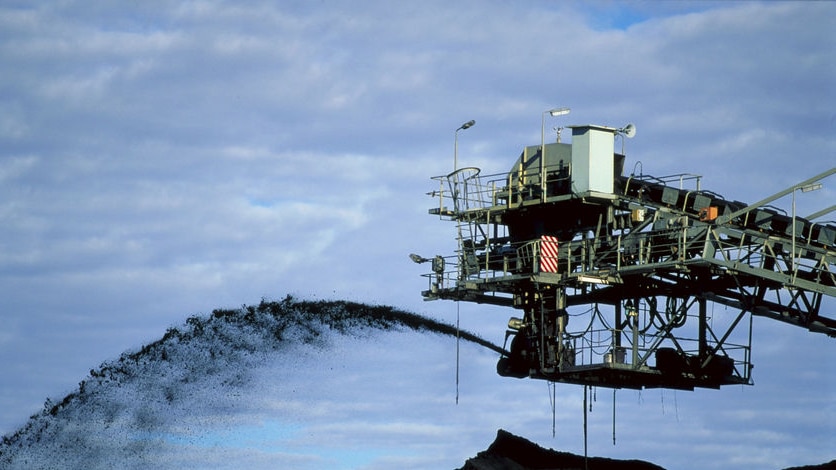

409,253,430,264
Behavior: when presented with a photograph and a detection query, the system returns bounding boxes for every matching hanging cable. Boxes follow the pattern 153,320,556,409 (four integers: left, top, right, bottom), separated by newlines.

456,301,460,405
594,303,613,330
589,386,595,412
665,297,687,328
583,385,589,470
565,305,596,340
674,389,680,422
454,217,464,406
612,389,617,446
642,297,665,334
548,381,557,438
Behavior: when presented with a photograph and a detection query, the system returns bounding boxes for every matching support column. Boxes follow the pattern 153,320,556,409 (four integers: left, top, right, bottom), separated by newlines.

631,311,639,369
556,287,567,371
698,295,708,360
614,302,623,351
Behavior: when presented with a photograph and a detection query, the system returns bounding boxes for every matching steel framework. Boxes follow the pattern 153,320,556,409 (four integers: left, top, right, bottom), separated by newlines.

418,130,835,391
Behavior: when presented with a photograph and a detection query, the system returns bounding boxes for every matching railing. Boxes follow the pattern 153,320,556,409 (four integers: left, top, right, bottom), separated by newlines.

429,161,577,217
707,225,836,290
427,166,835,294
446,167,486,213
625,172,702,193
427,216,833,292
565,326,751,381
431,167,499,217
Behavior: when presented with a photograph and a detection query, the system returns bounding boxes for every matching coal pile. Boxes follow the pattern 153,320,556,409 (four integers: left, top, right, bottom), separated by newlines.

458,429,665,470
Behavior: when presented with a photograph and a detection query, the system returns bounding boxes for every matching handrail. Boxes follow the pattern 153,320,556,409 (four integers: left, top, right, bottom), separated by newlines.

715,167,836,225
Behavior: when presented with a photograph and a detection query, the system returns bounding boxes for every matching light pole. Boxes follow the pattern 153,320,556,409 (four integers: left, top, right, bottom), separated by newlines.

454,119,475,172
792,182,823,281
452,119,474,405
541,108,570,201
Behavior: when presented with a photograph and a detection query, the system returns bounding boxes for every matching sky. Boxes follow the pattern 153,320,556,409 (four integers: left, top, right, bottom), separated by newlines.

0,0,834,468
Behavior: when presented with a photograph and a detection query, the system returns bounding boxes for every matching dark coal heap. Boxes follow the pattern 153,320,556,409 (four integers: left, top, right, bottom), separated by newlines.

783,462,836,470
459,429,665,470
459,431,836,470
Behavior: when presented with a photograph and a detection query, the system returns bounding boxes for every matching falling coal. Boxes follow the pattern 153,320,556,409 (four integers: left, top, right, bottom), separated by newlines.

0,296,505,469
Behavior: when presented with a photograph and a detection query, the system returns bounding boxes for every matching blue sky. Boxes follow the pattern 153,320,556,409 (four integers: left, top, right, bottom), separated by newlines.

0,1,834,468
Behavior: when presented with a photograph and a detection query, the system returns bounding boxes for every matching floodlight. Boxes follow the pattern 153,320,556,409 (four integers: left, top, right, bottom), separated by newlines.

409,253,430,264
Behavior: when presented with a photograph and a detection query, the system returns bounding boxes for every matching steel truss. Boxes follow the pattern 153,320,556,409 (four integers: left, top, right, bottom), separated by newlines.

419,162,835,390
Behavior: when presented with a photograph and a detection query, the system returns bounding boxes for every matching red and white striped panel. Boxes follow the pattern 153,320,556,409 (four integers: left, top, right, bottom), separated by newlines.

539,235,559,273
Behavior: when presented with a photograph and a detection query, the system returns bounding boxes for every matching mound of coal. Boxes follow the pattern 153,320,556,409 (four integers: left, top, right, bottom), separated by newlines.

459,429,665,470
783,462,836,470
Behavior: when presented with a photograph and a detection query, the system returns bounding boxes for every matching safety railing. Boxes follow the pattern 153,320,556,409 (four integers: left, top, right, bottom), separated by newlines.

624,172,702,194
430,161,577,218
565,326,751,381
707,225,836,289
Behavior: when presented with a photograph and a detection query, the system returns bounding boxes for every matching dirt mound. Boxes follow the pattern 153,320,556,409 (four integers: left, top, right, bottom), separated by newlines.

458,429,665,470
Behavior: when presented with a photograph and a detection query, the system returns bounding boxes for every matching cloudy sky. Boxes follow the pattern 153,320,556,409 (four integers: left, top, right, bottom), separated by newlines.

0,0,834,468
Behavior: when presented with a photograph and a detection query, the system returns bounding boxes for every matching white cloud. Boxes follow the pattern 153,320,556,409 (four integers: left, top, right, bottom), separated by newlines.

0,1,833,468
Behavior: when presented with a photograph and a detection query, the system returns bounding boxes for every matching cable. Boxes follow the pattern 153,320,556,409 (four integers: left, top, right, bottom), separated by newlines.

594,304,613,330
548,381,557,438
674,389,680,422
612,389,617,446
456,301,460,405
665,297,687,328
583,386,589,470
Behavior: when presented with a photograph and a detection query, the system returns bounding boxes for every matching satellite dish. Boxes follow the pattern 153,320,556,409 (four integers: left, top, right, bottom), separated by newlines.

619,123,636,138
